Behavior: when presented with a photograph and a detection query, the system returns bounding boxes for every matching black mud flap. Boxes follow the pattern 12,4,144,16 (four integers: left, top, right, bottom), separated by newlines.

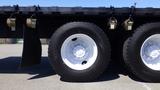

21,21,42,67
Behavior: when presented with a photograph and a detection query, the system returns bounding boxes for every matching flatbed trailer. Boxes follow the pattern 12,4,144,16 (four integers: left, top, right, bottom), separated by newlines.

1,5,160,82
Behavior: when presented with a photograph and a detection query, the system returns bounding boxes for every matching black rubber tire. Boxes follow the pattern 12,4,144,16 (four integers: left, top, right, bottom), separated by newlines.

48,22,111,82
123,22,160,82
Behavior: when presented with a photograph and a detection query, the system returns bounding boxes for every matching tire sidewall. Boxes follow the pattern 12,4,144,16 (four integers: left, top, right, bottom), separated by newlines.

49,22,110,80
128,23,160,81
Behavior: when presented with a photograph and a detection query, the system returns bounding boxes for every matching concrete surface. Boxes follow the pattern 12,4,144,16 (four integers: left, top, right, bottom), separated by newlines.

0,44,159,90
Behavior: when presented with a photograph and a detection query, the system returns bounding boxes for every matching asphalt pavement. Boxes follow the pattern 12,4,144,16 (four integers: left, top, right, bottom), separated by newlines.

0,44,159,90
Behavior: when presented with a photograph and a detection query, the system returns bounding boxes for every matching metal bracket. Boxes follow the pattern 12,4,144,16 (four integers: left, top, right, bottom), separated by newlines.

108,6,118,30
108,17,117,30
6,5,19,31
26,6,40,29
124,17,134,31
123,5,135,31
26,14,37,29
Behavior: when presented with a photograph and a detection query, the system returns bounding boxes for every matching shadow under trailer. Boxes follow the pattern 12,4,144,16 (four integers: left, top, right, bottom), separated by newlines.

1,5,160,82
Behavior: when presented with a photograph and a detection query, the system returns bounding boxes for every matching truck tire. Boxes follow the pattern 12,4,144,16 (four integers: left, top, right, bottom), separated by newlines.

123,23,160,82
48,22,111,81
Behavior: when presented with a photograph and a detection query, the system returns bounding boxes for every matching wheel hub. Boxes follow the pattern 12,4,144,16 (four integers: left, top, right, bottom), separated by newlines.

73,45,86,58
149,49,160,59
141,34,160,70
144,44,160,60
61,34,98,70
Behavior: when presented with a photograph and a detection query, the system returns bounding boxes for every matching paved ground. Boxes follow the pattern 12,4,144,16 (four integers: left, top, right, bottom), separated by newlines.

0,44,159,90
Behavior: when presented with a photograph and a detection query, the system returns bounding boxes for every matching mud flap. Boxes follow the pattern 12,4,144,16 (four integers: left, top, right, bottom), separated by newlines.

21,21,42,67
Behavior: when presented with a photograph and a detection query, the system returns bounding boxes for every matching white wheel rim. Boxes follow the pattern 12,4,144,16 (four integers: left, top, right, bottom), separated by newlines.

140,34,160,71
61,34,98,70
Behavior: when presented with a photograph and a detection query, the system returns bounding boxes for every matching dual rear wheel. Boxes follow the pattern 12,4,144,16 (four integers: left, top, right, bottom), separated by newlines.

123,23,160,82
48,22,160,82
